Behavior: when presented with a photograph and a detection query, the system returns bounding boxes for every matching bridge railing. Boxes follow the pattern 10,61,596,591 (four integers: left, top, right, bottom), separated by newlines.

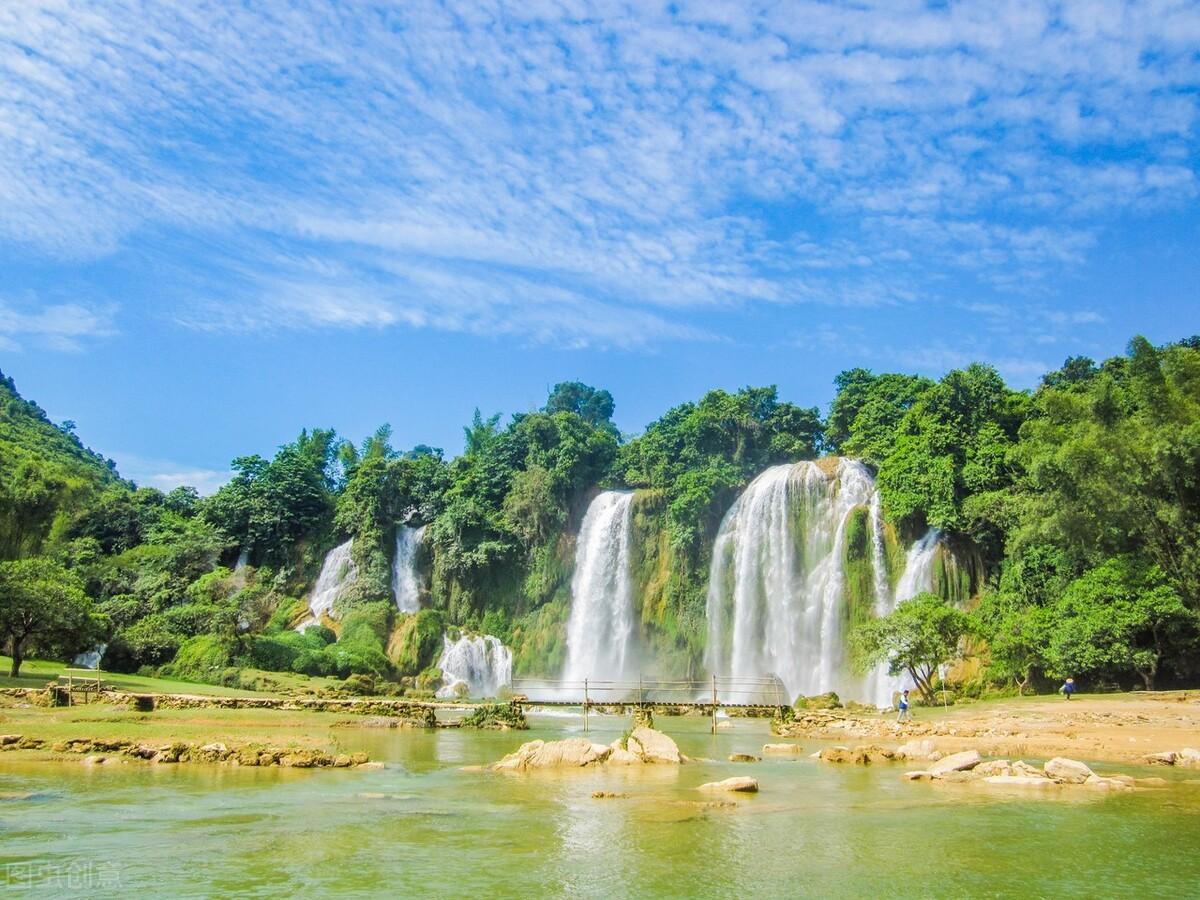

510,675,789,707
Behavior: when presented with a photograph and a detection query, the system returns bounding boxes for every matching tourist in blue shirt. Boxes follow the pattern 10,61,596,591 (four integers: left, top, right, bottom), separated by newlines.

896,689,911,723
1061,677,1076,700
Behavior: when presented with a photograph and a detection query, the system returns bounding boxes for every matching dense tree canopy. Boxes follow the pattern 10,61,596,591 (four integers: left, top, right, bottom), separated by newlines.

2,338,1199,694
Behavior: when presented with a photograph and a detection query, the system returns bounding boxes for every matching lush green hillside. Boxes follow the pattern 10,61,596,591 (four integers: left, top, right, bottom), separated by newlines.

2,341,1198,696
0,370,128,559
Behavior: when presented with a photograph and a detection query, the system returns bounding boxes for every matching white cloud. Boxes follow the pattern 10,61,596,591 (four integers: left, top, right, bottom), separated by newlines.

110,453,231,496
0,297,116,350
0,1,1197,349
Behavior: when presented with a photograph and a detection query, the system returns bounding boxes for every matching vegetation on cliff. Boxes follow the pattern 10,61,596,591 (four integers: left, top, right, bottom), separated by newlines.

2,337,1199,694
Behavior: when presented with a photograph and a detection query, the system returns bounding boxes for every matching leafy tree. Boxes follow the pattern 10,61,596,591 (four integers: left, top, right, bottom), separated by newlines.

1044,558,1197,690
0,557,105,676
544,382,616,429
852,592,972,703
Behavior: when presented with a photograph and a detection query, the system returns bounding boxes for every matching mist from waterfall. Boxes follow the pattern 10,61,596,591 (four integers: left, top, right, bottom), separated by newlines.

705,460,880,702
863,527,943,707
436,634,513,699
299,539,356,629
563,490,636,684
392,525,426,613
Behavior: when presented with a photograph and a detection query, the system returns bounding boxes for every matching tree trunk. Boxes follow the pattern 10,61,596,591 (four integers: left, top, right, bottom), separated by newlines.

10,640,23,678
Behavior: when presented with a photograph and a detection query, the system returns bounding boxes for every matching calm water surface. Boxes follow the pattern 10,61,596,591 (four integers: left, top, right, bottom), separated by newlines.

2,714,1198,898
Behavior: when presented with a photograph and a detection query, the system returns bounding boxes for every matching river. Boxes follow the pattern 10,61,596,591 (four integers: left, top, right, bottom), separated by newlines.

2,714,1198,897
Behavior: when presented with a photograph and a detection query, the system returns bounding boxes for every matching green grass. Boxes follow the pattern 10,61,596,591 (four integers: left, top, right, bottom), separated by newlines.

0,656,346,698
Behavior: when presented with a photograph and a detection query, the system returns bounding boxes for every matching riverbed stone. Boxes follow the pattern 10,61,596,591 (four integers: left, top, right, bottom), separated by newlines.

1144,751,1177,765
698,776,759,793
973,760,1013,777
903,771,934,781
1044,757,1094,784
896,739,939,761
492,738,612,771
762,743,802,755
984,775,1061,788
928,750,981,776
627,727,682,764
1177,748,1200,768
605,741,641,765
1084,774,1132,791
728,753,759,763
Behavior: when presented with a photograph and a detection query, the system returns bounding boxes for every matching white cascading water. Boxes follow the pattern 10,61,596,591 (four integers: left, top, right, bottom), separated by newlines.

392,525,426,613
73,643,107,670
863,527,943,707
234,547,250,571
436,634,513,698
706,459,885,703
298,539,357,630
563,491,636,684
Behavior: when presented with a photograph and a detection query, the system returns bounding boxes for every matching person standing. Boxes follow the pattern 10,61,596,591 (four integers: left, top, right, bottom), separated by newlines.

896,689,911,723
1060,677,1076,700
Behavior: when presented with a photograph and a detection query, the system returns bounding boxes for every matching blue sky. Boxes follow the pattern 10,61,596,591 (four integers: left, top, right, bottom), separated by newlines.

2,1,1198,493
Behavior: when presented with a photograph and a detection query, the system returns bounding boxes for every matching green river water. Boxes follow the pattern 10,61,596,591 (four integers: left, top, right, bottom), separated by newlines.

2,713,1199,898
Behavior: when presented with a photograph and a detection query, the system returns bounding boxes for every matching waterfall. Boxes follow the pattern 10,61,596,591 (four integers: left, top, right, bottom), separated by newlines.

234,547,250,571
563,490,636,684
705,459,885,703
436,634,513,699
392,525,426,613
73,643,107,670
299,539,357,629
863,528,943,707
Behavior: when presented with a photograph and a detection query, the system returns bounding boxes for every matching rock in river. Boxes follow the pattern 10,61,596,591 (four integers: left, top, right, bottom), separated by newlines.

698,777,759,793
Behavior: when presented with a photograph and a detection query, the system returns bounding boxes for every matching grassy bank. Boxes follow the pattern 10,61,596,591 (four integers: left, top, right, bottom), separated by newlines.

0,655,349,698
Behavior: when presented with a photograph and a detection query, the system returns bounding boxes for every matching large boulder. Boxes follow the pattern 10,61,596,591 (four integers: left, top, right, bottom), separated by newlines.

896,739,940,762
928,750,981,776
698,777,759,793
605,740,642,766
1178,748,1200,768
973,760,1013,777
492,738,612,772
627,727,683,764
1044,757,1094,784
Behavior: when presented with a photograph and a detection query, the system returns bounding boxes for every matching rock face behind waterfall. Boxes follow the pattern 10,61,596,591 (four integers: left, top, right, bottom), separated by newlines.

705,458,956,706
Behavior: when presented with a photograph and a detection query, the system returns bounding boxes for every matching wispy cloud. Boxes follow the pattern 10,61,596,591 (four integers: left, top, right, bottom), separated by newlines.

0,297,116,351
1,1,1197,350
110,453,231,496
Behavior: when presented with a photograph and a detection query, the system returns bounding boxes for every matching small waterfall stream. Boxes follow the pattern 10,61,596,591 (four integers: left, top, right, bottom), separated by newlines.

563,491,636,683
436,634,513,699
392,525,426,613
299,539,357,629
863,527,942,707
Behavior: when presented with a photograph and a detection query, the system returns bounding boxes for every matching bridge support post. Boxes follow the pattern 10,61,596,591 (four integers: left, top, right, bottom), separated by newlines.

711,674,717,735
583,678,589,734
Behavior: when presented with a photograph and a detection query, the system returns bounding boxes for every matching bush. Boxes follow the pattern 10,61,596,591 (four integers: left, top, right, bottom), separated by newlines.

163,633,235,680
104,614,182,671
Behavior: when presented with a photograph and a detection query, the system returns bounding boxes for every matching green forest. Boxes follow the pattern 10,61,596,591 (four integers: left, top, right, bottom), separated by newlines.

2,334,1198,697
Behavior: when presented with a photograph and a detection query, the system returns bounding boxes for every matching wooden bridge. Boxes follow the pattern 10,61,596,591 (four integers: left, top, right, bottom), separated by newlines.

510,675,790,732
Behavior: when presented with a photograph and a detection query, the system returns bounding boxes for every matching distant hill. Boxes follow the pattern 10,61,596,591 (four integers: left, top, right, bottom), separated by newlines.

0,369,129,558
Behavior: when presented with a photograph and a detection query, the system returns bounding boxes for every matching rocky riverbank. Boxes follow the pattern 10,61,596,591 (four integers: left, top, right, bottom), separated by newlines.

772,692,1200,765
0,732,377,768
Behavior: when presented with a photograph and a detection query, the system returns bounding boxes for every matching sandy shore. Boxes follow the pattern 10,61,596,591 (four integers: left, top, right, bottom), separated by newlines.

778,691,1200,765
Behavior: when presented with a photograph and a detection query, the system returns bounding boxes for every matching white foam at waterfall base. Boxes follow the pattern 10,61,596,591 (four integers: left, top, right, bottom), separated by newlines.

705,459,888,704
863,527,942,708
562,490,636,685
297,539,356,631
392,525,426,613
436,634,512,699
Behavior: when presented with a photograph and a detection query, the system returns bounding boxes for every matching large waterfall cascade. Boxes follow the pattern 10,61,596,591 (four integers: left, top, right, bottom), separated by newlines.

563,490,637,684
392,525,427,613
300,539,357,629
705,458,949,705
436,633,513,699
